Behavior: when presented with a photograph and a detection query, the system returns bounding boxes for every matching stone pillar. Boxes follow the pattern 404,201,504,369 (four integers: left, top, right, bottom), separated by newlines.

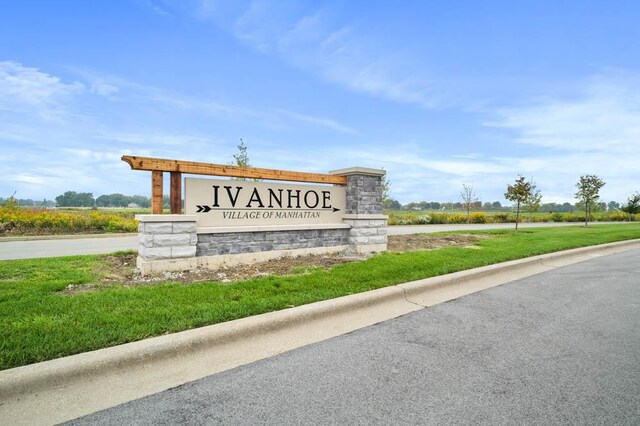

329,167,387,254
135,215,198,270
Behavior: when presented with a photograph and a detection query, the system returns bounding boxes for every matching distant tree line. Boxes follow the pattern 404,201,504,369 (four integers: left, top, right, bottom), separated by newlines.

51,191,156,208
0,197,56,208
386,174,639,227
0,191,181,209
96,194,151,208
387,200,616,213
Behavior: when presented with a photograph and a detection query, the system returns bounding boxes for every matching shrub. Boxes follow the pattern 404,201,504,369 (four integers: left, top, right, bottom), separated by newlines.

415,215,432,224
597,212,630,222
548,212,563,222
563,214,585,222
386,213,401,226
0,207,138,234
448,214,468,224
527,215,549,223
469,212,487,224
429,213,448,224
493,213,510,223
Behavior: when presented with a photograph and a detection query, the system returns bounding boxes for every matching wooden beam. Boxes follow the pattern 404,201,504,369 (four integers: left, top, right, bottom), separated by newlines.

152,171,163,214
170,172,182,214
122,155,347,185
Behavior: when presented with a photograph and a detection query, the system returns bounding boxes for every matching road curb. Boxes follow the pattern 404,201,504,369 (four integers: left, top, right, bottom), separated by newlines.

1,239,639,425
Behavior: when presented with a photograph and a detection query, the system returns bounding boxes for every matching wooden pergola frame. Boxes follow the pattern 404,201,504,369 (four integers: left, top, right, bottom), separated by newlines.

121,155,348,214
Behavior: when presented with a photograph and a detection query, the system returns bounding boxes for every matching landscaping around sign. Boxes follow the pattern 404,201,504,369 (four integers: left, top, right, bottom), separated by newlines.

1,224,639,371
135,165,387,274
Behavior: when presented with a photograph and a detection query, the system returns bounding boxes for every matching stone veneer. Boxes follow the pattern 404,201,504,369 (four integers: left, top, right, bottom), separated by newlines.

197,229,349,256
329,167,387,254
137,215,197,260
344,174,383,215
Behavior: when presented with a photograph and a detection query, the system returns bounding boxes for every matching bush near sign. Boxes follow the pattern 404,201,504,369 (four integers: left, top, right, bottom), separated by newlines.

185,177,346,228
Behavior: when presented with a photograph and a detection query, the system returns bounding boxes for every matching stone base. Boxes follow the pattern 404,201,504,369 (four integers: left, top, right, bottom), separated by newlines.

349,243,388,255
342,213,388,255
137,245,350,275
136,214,198,261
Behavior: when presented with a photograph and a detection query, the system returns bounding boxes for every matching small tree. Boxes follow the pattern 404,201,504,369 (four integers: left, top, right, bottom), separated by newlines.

524,180,542,218
575,175,605,226
504,176,532,231
381,168,393,208
233,138,250,168
1,191,19,210
386,199,401,210
620,192,640,221
230,138,258,181
460,184,478,224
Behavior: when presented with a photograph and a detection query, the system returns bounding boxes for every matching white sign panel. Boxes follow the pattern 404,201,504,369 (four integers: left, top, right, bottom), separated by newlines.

185,177,346,227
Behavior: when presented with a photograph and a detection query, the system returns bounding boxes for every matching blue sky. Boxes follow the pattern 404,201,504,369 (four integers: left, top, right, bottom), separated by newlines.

1,0,639,204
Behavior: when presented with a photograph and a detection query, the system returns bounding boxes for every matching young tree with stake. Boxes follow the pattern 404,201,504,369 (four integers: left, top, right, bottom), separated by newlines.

504,176,532,231
620,192,640,221
460,184,478,224
231,138,257,181
575,175,605,226
524,180,542,218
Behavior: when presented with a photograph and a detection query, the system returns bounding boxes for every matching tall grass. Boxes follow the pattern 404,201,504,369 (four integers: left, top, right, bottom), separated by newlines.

386,210,639,226
0,207,138,234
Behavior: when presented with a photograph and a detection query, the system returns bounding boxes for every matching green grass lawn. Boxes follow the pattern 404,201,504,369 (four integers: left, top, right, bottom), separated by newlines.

1,224,639,370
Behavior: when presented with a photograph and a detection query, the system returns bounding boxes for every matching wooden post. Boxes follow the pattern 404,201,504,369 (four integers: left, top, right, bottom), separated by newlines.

152,171,163,214
170,172,182,214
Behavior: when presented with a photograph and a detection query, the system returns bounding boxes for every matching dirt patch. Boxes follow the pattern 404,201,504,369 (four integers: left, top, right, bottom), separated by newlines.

61,233,488,294
131,254,363,287
61,252,362,294
387,233,486,252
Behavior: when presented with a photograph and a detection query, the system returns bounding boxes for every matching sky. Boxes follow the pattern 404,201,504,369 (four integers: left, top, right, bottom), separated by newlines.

1,0,639,205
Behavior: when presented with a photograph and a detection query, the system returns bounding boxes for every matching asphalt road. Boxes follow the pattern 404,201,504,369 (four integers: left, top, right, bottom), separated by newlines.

68,249,640,425
0,222,628,260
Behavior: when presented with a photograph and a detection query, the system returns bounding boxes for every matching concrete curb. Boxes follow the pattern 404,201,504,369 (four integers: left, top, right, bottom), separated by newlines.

1,239,639,425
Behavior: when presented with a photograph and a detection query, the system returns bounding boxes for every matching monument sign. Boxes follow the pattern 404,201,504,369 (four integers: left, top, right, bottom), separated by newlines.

185,177,346,227
122,155,387,275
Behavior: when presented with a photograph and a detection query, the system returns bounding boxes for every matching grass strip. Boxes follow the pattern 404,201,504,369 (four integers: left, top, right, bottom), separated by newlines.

1,224,639,370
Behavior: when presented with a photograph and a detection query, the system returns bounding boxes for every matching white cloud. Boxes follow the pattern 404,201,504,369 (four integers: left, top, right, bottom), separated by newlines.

1,61,361,200
62,149,123,161
0,61,84,110
11,173,46,185
147,0,171,16
486,69,640,153
94,131,218,147
71,67,356,134
456,70,640,203
90,80,119,96
198,1,441,108
273,109,357,134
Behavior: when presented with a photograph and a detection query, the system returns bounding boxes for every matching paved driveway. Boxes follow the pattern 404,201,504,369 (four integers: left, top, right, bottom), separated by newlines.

68,248,640,425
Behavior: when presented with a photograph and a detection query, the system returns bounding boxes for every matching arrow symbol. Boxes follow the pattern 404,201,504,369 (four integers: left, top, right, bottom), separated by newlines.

195,206,340,213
